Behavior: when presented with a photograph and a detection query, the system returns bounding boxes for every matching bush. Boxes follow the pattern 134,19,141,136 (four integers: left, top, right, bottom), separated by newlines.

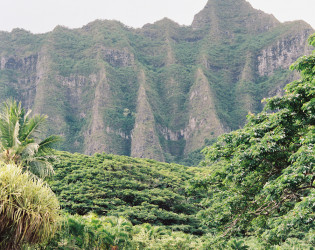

0,162,60,249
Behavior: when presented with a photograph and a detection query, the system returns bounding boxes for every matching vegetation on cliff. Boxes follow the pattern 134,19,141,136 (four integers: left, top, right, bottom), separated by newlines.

0,1,314,249
0,0,313,163
1,33,314,247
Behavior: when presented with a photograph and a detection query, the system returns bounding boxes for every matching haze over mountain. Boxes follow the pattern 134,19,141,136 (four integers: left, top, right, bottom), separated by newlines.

0,0,313,163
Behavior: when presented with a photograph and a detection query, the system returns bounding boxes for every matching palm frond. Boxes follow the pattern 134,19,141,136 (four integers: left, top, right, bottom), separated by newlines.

0,99,61,178
26,157,55,178
23,109,32,124
38,135,62,154
0,99,21,148
20,114,47,141
12,118,21,147
20,142,39,158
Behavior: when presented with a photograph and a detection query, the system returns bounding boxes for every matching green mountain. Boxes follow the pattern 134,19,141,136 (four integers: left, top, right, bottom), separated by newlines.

0,0,313,162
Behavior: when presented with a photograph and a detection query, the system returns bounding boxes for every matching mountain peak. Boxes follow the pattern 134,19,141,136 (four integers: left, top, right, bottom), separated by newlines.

192,0,279,33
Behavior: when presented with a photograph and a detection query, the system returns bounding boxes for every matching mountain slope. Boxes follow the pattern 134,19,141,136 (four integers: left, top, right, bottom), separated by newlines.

0,0,313,162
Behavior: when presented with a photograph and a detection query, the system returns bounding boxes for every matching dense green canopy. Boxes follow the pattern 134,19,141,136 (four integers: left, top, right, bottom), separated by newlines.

49,151,207,234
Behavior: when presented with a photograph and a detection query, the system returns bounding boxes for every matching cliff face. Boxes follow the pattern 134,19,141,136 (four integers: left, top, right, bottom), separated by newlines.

257,23,312,77
0,0,313,162
131,70,165,161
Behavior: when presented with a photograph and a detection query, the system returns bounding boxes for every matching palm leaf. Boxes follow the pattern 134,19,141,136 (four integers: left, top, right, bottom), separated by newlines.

25,154,56,178
12,118,21,147
38,135,62,154
21,142,39,158
0,99,61,178
0,100,20,148
21,109,32,127
20,114,47,142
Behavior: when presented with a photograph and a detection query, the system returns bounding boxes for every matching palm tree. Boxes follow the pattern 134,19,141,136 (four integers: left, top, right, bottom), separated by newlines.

0,99,61,178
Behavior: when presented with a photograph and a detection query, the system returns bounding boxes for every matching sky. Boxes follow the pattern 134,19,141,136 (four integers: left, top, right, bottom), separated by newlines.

0,0,314,34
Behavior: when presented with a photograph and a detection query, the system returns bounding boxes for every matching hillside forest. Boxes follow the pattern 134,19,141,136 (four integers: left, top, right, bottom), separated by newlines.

0,0,315,249
0,33,313,250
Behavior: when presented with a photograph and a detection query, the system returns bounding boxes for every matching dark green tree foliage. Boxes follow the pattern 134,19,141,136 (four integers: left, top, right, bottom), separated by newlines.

49,152,206,234
193,34,315,245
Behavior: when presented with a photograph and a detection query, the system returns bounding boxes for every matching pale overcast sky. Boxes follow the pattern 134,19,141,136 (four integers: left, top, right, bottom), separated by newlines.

0,0,314,34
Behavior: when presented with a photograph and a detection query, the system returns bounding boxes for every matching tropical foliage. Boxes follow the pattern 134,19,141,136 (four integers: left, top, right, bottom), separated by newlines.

0,13,313,250
43,214,133,249
48,151,206,235
0,162,60,249
37,214,315,249
42,213,207,250
191,34,315,247
0,99,60,178
36,34,314,249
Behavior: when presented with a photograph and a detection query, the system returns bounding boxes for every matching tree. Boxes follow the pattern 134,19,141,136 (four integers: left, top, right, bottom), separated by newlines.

192,34,315,245
0,99,61,178
0,162,60,249
43,214,134,249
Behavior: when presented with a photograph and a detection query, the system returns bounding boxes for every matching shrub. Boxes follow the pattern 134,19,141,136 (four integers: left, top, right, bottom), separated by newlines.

0,162,60,249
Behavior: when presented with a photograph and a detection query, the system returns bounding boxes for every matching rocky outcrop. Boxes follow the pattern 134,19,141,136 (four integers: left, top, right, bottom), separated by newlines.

154,68,227,153
84,68,113,154
155,68,226,153
257,26,312,76
131,70,164,161
0,54,39,109
102,48,134,67
0,55,38,72
184,69,225,153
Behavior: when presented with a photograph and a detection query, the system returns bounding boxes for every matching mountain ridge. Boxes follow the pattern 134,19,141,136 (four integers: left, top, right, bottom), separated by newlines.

0,0,313,163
